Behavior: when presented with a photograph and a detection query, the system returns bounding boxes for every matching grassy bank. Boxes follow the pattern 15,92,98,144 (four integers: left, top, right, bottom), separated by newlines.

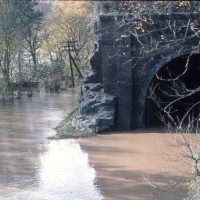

49,108,96,139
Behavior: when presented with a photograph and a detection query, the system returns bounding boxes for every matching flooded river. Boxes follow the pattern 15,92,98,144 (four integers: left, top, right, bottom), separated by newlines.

0,91,103,200
0,90,193,200
79,131,193,200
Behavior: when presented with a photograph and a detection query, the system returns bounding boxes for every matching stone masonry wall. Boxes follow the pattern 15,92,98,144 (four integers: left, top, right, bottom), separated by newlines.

98,15,133,129
97,13,200,129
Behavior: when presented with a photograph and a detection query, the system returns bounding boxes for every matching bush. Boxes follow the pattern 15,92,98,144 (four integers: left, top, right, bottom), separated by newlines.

185,145,200,200
185,178,200,200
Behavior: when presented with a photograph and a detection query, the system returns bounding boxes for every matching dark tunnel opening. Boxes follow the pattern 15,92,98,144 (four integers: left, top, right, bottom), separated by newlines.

145,54,200,129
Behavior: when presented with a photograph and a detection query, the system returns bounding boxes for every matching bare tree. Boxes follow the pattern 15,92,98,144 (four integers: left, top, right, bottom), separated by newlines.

103,1,200,199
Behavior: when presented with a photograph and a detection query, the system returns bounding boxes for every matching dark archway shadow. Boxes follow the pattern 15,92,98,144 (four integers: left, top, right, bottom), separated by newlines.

145,53,200,128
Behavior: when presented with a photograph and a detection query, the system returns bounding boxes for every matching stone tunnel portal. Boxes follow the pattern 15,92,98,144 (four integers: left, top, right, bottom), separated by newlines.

78,11,200,132
145,54,200,128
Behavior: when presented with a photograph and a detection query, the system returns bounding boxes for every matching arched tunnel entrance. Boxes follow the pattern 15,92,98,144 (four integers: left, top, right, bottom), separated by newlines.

145,54,200,129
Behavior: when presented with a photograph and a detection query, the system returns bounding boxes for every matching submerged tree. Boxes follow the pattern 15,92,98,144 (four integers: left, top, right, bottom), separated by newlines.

21,0,44,69
0,0,43,101
0,0,20,100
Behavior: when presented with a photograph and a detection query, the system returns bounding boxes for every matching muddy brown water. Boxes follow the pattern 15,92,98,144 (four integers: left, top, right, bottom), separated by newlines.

0,91,102,200
78,131,194,200
0,90,193,200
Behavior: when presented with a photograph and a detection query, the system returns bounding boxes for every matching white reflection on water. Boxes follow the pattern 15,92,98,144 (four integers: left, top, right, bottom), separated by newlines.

37,139,103,200
0,93,103,200
2,140,103,200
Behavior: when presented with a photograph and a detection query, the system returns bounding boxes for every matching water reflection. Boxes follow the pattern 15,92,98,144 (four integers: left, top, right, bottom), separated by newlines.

37,140,102,200
0,92,103,200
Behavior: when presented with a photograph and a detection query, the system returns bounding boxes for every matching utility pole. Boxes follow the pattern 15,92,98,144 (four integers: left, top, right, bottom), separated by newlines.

67,40,75,88
60,40,83,88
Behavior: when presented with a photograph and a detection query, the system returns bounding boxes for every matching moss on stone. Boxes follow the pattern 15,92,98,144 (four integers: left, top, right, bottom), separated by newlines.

48,108,96,139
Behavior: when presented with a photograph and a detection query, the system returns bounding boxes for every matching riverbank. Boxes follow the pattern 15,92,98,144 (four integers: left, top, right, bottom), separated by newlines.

78,130,193,200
